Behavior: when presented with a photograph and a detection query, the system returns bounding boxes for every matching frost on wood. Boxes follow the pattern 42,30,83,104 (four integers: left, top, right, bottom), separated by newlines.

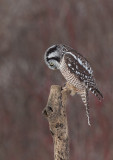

42,85,70,160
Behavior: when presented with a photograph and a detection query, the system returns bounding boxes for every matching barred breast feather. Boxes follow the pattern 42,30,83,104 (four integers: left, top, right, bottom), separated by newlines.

60,55,85,91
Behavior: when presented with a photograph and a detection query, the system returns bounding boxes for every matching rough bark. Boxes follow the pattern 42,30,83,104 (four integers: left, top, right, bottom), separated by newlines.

42,85,70,160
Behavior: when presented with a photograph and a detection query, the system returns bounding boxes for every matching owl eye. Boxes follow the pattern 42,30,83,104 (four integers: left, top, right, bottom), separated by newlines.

50,62,54,66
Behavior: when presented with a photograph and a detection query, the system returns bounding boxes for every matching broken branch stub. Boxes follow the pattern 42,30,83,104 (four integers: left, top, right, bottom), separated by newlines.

42,85,69,160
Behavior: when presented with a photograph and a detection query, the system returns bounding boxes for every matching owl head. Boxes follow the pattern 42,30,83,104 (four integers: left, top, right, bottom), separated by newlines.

44,44,68,70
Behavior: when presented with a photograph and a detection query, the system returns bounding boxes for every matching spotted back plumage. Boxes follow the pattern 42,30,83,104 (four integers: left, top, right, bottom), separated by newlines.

60,47,103,101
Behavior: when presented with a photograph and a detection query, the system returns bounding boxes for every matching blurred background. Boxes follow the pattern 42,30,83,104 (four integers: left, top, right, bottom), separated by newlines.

0,0,113,160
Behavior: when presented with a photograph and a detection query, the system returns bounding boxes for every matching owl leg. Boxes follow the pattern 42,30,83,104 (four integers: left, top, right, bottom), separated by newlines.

79,89,91,126
63,82,77,96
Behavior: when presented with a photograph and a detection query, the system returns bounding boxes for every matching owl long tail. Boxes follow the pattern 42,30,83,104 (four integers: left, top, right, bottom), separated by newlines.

90,87,103,101
79,89,91,126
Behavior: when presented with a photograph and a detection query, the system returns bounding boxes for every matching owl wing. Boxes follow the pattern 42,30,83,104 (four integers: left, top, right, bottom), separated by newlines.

64,52,96,88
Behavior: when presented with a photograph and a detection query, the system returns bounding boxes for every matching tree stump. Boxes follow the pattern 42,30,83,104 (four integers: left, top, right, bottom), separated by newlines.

42,85,70,160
